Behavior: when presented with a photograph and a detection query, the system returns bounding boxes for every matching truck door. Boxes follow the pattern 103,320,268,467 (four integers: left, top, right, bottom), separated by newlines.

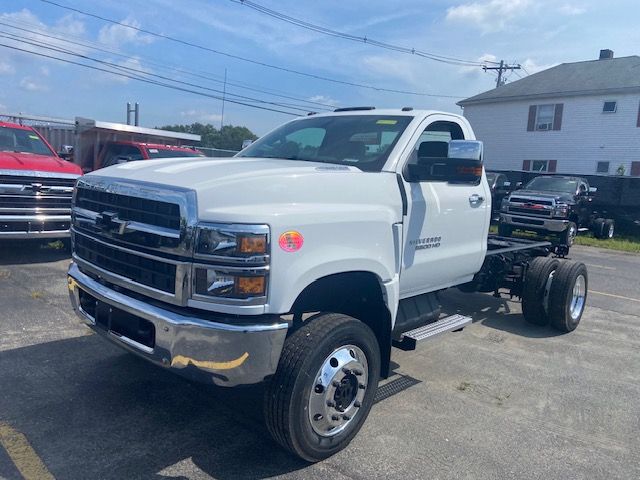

397,116,491,297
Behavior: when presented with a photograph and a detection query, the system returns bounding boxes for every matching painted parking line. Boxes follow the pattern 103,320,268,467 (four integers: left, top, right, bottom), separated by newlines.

590,290,640,303
583,263,617,271
0,422,54,480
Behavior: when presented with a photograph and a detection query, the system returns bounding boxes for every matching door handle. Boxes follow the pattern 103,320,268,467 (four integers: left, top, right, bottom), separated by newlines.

469,194,484,205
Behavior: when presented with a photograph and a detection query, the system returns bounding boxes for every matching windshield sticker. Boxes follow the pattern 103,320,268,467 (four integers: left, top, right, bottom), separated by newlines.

376,119,398,125
28,134,39,140
148,148,159,153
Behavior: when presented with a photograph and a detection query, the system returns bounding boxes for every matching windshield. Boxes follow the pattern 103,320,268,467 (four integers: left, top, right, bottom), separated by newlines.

0,126,55,156
146,148,204,159
237,115,414,172
525,177,578,193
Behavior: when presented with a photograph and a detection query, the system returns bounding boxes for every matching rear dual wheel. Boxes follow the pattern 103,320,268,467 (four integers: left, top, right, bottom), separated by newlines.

592,218,615,239
264,313,380,462
522,257,588,332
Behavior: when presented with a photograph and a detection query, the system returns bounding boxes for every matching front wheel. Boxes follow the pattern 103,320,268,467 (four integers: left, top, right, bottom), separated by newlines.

603,219,615,239
264,313,380,462
560,222,577,246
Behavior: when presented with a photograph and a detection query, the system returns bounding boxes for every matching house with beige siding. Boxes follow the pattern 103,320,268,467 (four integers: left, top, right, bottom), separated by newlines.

458,50,640,177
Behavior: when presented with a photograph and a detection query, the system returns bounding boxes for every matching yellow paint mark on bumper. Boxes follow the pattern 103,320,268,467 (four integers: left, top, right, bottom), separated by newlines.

67,276,78,292
0,422,55,480
171,352,249,370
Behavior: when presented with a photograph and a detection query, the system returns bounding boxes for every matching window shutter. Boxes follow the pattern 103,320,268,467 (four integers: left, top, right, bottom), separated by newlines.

522,160,531,171
631,162,640,176
548,160,557,172
553,103,563,130
527,105,537,131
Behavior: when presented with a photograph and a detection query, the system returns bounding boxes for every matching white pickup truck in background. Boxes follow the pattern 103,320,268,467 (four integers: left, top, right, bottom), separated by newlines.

67,108,588,461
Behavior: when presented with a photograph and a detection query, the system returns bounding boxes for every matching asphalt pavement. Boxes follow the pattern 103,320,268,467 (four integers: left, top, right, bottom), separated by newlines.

0,241,638,480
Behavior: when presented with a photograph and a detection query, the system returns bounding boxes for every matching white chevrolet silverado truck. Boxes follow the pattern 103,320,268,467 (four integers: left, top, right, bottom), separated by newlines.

67,108,588,461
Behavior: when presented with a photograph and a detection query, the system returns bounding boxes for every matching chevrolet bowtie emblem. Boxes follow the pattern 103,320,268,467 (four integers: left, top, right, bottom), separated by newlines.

95,211,129,235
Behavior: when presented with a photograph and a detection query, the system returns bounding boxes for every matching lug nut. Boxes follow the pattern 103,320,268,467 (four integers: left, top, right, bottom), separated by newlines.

332,380,340,387
342,414,351,420
354,401,361,408
353,369,363,376
326,401,335,407
331,415,340,421
358,383,366,390
342,367,351,374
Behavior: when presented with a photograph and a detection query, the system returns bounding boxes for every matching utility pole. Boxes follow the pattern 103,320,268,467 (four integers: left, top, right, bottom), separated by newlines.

483,60,521,88
126,102,140,126
220,68,227,130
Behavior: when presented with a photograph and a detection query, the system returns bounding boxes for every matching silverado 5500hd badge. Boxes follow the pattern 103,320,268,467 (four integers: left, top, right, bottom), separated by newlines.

410,236,442,250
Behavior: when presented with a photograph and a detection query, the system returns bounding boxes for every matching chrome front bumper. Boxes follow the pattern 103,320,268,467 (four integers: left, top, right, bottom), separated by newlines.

500,213,569,232
67,262,288,387
0,214,71,239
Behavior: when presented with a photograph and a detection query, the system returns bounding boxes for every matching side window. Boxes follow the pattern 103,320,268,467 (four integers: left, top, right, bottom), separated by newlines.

101,144,121,168
119,145,144,161
412,120,464,161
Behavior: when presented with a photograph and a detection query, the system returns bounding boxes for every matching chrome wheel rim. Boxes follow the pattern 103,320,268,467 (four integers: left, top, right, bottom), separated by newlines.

308,345,368,437
567,225,577,246
570,274,586,320
608,224,614,238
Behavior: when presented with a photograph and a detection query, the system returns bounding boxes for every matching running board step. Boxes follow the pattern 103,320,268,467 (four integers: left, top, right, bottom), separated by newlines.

393,314,472,351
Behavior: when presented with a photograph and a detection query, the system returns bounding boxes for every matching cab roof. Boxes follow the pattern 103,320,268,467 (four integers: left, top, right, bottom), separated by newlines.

0,121,35,131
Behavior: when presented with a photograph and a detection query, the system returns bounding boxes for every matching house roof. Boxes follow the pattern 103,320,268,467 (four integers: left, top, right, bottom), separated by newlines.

458,55,640,106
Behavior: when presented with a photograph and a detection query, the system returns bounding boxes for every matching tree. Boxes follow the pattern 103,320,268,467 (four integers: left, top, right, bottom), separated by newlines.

158,123,257,151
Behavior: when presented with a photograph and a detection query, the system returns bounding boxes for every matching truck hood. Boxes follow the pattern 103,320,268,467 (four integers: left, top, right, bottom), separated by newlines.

86,157,403,223
0,151,83,175
510,189,575,203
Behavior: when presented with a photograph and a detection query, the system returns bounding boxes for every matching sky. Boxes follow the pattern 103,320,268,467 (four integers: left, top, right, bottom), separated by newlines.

1,0,639,135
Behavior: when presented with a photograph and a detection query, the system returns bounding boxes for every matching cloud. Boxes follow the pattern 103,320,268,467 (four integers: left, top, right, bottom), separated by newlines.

307,95,339,107
19,77,48,92
180,109,222,123
101,56,151,84
0,62,14,75
558,4,586,15
97,17,154,48
446,0,533,32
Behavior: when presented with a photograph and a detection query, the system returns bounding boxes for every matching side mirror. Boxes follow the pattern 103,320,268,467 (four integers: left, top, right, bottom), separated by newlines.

406,140,484,184
516,182,523,188
58,144,74,160
589,186,597,193
241,139,254,149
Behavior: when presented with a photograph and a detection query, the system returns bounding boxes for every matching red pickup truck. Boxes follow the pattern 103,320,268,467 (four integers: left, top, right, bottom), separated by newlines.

94,141,204,170
0,121,82,240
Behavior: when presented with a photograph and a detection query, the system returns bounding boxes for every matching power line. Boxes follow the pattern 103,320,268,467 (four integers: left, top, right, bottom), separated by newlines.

37,0,467,98
483,60,521,87
0,30,318,113
0,19,335,110
0,41,301,116
228,0,496,67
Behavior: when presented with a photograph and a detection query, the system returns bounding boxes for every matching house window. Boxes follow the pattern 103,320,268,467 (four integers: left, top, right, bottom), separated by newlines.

596,161,610,174
535,104,555,130
532,160,549,172
603,101,617,113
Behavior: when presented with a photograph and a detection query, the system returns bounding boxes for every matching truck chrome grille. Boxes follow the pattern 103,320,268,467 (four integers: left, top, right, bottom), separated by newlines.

72,178,198,305
75,188,180,230
75,234,177,293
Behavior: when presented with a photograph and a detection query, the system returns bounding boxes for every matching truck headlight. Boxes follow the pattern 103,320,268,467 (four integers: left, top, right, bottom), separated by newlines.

195,224,269,258
194,268,266,299
554,204,569,217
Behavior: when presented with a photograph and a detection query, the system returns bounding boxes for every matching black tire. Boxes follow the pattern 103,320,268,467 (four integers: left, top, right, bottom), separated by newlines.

498,222,513,237
560,221,577,246
264,313,380,462
603,219,615,239
522,257,559,326
592,218,605,239
548,261,588,332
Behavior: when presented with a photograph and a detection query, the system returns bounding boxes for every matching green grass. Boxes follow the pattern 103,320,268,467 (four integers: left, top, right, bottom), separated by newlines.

574,234,640,253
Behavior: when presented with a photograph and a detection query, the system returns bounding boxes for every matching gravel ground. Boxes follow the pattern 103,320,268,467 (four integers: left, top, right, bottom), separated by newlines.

0,241,638,480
